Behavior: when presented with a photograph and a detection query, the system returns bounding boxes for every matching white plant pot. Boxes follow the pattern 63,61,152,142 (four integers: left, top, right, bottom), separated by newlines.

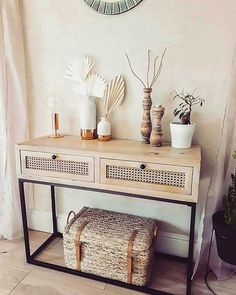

80,96,96,140
97,117,111,142
170,122,196,149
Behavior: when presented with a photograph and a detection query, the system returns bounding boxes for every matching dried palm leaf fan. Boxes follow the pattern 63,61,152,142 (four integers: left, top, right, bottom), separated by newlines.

98,75,125,142
75,73,107,98
65,56,94,82
65,56,107,140
103,75,125,118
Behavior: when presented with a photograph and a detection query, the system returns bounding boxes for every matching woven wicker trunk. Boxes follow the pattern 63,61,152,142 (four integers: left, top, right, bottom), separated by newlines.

63,207,157,286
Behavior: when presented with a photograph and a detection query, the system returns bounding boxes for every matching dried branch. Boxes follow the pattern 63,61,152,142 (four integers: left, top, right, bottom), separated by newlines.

147,49,151,88
150,47,167,88
125,48,167,89
125,53,146,88
152,55,159,84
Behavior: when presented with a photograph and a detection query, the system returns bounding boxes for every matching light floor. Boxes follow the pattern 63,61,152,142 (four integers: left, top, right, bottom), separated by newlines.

0,231,235,295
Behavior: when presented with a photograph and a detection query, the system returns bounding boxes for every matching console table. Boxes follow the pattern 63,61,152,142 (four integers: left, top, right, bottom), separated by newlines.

16,135,201,295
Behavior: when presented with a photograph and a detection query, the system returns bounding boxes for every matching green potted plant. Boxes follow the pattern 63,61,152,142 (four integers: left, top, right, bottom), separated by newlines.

213,151,236,265
170,90,205,148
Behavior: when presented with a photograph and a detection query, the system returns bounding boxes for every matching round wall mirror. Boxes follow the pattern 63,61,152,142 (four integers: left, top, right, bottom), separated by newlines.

84,0,143,15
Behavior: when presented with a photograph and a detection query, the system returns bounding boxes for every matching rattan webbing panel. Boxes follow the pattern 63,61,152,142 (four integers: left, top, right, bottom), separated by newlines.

26,156,89,176
106,165,186,188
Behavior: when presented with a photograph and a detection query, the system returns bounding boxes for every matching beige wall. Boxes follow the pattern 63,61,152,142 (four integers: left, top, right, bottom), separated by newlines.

22,0,236,255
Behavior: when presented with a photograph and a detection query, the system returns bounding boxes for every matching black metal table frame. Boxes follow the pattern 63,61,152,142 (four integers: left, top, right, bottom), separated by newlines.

19,178,196,295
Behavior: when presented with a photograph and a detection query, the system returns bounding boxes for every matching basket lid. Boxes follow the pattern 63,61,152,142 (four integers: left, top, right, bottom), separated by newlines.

65,207,157,252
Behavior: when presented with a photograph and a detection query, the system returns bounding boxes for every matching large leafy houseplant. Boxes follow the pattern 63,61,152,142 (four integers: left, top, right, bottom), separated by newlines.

213,151,236,265
222,151,236,230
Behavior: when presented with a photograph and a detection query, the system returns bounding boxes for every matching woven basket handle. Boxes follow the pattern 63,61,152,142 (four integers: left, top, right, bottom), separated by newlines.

66,210,76,224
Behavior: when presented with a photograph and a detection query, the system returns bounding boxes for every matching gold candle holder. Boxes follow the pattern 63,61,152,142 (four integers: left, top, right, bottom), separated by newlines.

49,112,63,138
80,129,96,140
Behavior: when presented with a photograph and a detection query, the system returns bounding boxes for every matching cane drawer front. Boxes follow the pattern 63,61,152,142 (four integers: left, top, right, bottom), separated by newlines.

21,151,94,182
101,159,193,195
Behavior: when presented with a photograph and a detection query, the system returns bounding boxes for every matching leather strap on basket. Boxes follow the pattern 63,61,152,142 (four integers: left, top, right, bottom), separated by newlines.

75,221,89,271
127,230,138,284
152,224,158,244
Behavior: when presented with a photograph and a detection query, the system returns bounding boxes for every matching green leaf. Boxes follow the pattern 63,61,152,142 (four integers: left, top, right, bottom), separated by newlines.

173,109,178,115
233,151,236,159
174,110,181,117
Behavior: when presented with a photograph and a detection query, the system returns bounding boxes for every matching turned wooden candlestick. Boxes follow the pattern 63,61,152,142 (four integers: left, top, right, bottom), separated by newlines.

150,105,165,147
141,88,152,144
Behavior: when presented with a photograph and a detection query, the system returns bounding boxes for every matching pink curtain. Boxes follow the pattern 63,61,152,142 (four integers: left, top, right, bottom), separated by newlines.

0,0,28,239
194,49,236,278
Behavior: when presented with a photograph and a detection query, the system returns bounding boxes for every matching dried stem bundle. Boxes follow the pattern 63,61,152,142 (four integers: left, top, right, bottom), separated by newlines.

125,48,167,88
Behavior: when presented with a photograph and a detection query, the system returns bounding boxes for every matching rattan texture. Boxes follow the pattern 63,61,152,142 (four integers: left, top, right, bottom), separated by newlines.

63,207,157,286
106,165,186,188
26,156,89,175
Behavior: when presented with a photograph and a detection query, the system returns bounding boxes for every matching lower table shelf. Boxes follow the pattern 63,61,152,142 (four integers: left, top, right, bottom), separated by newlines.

19,179,196,295
26,230,190,295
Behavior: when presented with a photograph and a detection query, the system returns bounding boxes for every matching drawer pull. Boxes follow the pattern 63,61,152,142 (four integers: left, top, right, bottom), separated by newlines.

140,164,146,170
51,155,57,160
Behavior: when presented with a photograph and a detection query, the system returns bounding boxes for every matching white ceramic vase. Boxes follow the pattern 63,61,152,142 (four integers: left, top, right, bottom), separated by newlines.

80,96,96,140
97,117,111,142
170,122,196,149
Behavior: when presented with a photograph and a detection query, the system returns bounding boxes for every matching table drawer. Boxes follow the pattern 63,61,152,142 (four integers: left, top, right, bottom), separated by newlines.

101,159,193,195
21,151,94,182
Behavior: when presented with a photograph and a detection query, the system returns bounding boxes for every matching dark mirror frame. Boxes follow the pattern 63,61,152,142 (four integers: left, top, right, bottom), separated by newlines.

84,0,143,15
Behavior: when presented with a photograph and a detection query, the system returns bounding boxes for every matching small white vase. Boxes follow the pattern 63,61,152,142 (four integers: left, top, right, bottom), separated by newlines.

80,96,96,140
170,122,196,149
97,117,111,142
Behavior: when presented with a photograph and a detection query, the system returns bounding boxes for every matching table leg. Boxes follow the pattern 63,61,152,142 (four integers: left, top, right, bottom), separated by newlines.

19,180,31,262
50,185,58,234
186,203,196,295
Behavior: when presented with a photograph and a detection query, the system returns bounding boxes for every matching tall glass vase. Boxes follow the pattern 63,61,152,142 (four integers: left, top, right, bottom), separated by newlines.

141,88,152,144
80,96,96,140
